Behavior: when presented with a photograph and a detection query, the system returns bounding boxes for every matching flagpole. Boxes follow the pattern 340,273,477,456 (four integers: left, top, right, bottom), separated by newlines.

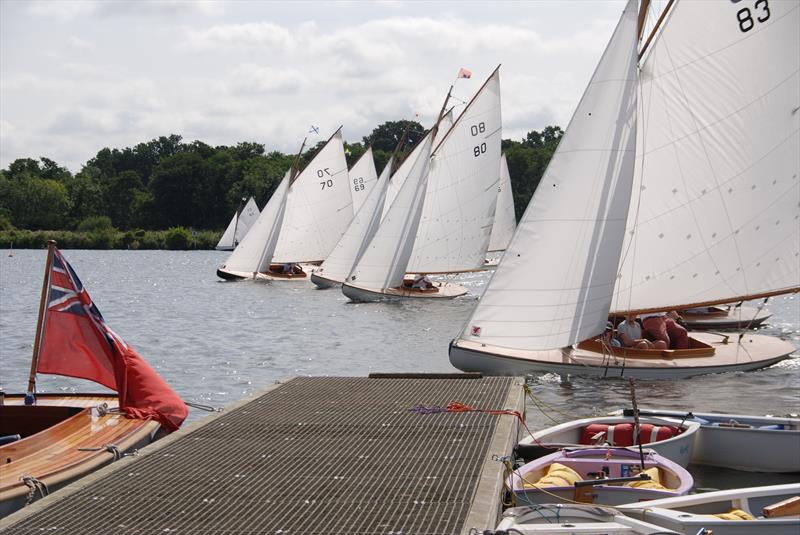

26,240,57,404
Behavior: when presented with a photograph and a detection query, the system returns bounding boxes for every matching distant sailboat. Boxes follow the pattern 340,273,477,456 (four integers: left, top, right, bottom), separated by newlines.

218,128,352,281
484,153,516,266
215,197,260,251
449,0,798,379
348,147,378,216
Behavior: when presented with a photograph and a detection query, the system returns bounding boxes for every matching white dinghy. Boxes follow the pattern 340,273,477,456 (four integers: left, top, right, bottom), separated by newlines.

495,505,679,534
517,415,699,468
615,408,800,473
618,484,800,535
449,0,798,380
215,197,260,251
484,153,516,267
347,147,378,216
311,155,393,289
677,304,772,330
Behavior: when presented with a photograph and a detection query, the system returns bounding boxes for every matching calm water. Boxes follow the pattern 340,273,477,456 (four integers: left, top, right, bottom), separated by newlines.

1,249,798,486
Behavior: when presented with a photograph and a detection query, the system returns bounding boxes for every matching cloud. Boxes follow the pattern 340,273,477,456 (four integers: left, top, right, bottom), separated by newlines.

28,0,223,21
227,64,307,95
183,21,296,51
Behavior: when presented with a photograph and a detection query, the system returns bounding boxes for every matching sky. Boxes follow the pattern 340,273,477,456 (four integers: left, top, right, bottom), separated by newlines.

0,0,631,172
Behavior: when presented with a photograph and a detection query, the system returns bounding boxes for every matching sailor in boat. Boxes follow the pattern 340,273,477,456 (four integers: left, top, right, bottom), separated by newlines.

641,311,689,350
602,322,623,348
617,314,667,350
410,274,435,291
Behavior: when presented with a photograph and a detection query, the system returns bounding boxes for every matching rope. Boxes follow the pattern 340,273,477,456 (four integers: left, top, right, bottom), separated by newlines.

185,401,224,412
21,475,49,505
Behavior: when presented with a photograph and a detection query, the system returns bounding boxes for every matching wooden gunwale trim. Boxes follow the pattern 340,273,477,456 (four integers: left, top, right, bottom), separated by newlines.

576,336,715,359
610,287,799,316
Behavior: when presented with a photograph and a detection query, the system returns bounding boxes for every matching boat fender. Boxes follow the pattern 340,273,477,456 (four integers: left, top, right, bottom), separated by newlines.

624,467,670,491
525,462,582,488
0,434,21,446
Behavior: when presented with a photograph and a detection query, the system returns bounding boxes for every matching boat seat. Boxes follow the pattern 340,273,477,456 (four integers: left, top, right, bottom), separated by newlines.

524,462,582,488
714,509,755,521
579,423,680,447
0,434,20,446
624,467,671,491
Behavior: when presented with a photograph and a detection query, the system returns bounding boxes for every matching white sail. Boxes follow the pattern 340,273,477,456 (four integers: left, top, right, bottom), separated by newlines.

346,135,433,290
348,147,378,216
221,171,290,275
273,130,353,263
460,0,639,351
406,68,503,273
613,0,800,312
488,153,516,252
216,197,260,250
383,111,453,218
316,156,393,283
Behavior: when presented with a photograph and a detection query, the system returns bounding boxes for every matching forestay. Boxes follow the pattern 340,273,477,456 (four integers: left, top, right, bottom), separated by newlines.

273,130,352,263
318,157,393,282
460,0,639,351
348,147,378,216
488,154,516,252
613,0,800,312
383,111,453,219
406,68,503,273
216,197,260,250
221,171,290,275
347,136,433,290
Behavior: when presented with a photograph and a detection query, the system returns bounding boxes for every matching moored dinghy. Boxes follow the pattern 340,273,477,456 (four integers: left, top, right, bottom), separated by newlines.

215,196,260,251
517,415,699,467
0,242,187,515
509,447,693,507
496,504,679,534
449,0,798,379
618,484,800,535
616,408,800,473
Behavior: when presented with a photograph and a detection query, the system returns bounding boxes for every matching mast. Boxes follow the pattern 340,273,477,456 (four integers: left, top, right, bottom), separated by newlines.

637,0,651,41
388,123,412,176
289,138,308,185
231,196,246,247
639,0,674,58
26,240,56,403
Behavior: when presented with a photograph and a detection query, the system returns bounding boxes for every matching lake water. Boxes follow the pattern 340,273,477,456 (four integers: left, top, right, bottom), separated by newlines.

1,249,798,487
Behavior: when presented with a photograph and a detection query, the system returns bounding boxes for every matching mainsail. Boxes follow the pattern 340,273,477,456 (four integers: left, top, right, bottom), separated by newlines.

348,147,378,216
216,197,260,250
273,129,352,263
316,156,394,283
346,135,433,290
220,170,291,275
406,67,503,273
488,153,516,252
613,0,800,313
460,0,639,351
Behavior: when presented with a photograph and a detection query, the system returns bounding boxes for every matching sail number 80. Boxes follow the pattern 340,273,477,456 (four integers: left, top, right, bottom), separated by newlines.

736,0,770,32
471,122,486,157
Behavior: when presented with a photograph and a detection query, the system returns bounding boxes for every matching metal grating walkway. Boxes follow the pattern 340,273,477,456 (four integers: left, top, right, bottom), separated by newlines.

2,375,524,534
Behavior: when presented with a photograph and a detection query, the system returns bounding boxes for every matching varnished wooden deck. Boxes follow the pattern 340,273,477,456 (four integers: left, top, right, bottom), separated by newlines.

0,375,524,534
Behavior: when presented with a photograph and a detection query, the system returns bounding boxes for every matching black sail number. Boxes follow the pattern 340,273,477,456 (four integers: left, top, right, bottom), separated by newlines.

318,168,333,190
737,0,770,33
353,176,365,192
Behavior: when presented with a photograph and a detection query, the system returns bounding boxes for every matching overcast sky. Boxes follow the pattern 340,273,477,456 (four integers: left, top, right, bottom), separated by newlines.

1,0,632,172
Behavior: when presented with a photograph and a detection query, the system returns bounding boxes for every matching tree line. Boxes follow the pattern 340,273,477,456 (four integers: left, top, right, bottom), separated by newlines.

0,122,563,245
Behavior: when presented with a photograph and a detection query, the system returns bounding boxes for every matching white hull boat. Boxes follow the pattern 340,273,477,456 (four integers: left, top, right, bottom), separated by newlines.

309,271,342,288
615,408,800,473
449,333,795,380
342,280,467,302
678,305,772,330
618,484,800,535
517,416,699,468
496,505,679,534
509,447,693,507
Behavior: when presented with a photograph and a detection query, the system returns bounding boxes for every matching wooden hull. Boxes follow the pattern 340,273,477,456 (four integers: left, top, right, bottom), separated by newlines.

518,416,699,468
342,281,468,302
216,264,315,282
614,409,800,473
618,484,800,535
678,305,772,330
0,394,160,516
449,332,796,380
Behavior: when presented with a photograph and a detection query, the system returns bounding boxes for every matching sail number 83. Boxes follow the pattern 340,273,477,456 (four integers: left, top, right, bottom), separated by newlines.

735,0,770,33
471,122,487,158
318,168,334,189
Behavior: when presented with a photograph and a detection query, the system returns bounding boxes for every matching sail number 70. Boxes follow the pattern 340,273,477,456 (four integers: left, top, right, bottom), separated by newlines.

736,0,770,33
471,122,487,158
318,168,333,190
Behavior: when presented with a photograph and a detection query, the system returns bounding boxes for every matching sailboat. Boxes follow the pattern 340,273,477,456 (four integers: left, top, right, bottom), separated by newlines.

217,128,352,281
449,0,798,379
484,153,516,266
215,197,260,251
1,241,186,514
348,147,378,216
